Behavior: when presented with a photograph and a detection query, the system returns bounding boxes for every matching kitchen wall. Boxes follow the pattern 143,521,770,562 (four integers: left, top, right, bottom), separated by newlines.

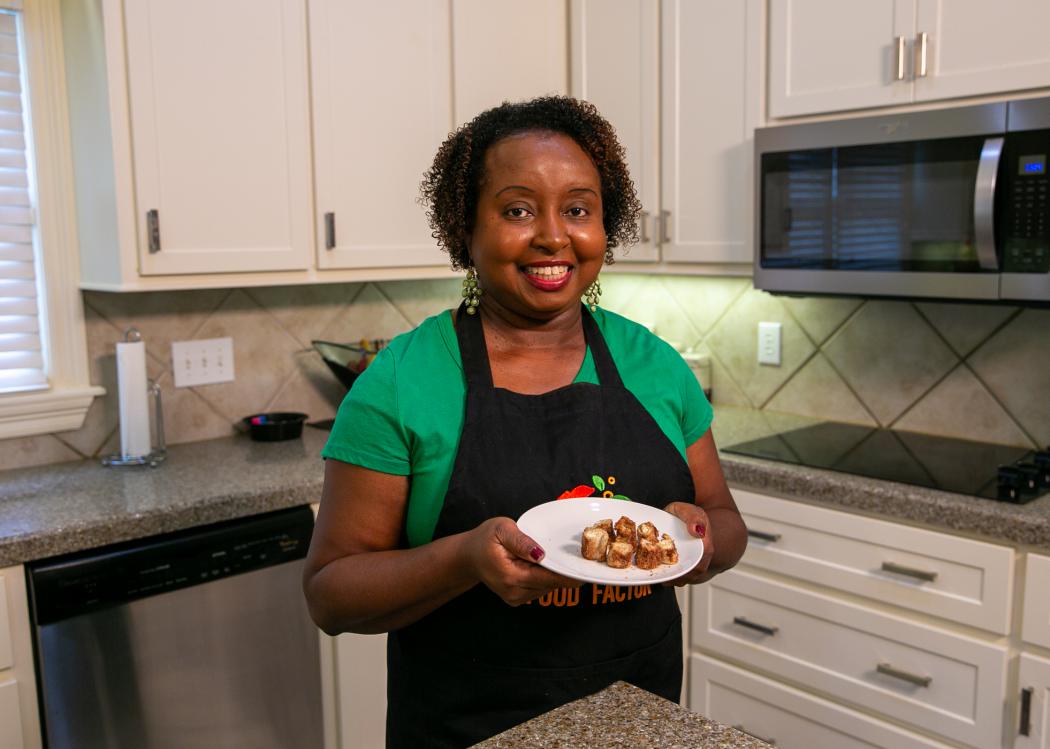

1,274,1047,471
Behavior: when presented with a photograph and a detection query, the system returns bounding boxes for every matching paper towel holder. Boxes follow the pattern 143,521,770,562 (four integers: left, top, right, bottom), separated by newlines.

102,329,167,468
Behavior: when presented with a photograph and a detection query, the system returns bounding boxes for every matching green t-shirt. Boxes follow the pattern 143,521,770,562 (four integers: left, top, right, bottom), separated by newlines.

322,307,713,547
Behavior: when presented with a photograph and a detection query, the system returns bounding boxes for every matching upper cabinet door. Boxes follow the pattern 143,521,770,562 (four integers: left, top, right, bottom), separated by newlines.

768,0,916,119
914,0,1050,103
124,0,313,275
451,0,568,125
661,0,758,265
570,0,660,262
311,0,452,269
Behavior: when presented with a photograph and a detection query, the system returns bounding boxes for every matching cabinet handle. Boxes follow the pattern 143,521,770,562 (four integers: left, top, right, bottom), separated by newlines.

894,35,907,81
1020,687,1033,736
639,210,650,243
880,561,937,582
748,529,781,543
732,616,778,637
915,31,929,78
876,662,932,688
324,212,336,250
146,209,161,253
733,725,777,746
658,209,671,244
974,136,1004,271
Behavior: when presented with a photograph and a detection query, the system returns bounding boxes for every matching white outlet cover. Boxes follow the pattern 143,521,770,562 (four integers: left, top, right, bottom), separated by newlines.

172,337,235,387
757,322,782,366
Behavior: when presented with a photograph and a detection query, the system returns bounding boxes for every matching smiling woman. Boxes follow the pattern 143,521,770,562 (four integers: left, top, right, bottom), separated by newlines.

303,96,747,749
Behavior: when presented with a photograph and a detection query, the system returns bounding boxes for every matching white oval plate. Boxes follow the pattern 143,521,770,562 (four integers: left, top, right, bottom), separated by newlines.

517,498,703,586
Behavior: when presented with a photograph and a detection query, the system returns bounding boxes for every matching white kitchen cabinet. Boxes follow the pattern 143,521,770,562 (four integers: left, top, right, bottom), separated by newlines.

0,566,42,749
310,0,452,270
737,489,1015,634
690,654,956,748
570,0,760,268
769,0,1050,119
1017,653,1050,749
67,0,314,280
1023,553,1050,650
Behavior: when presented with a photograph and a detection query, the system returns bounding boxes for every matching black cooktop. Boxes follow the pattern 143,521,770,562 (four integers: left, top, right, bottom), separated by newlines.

723,422,1050,503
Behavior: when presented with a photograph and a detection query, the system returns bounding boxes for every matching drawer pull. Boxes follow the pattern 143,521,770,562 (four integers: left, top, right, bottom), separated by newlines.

877,662,932,688
748,529,781,543
1020,686,1033,736
732,616,778,637
733,724,776,746
881,561,938,582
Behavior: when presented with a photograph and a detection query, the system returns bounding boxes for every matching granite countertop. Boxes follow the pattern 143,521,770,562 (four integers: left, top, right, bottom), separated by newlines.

470,681,770,749
2,407,1050,566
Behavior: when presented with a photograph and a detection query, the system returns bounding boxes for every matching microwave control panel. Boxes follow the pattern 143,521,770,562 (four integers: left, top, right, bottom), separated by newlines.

1002,133,1050,273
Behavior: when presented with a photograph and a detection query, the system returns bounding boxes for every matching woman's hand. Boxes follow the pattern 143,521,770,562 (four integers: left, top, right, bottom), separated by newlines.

464,517,582,606
662,500,715,587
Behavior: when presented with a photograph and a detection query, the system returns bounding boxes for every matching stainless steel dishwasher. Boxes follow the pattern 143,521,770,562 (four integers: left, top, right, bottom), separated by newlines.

26,505,324,749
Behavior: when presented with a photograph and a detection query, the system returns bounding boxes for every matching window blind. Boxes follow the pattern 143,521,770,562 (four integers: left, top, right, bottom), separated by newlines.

0,8,45,394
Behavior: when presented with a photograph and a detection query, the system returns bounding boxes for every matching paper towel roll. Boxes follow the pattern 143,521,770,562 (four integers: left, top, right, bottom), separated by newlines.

116,339,152,458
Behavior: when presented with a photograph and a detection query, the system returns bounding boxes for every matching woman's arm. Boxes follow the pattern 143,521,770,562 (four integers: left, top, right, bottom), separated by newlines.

664,429,748,585
303,458,580,635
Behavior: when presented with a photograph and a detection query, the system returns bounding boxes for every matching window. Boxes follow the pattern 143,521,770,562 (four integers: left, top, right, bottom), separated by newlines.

0,0,102,439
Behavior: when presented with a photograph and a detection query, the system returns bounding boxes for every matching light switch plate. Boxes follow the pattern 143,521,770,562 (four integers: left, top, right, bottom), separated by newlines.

757,322,781,366
172,337,235,387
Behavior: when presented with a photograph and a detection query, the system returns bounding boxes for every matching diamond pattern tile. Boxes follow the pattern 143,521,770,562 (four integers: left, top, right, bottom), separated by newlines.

766,353,876,426
247,283,362,348
319,283,416,345
154,370,237,445
705,288,814,407
916,302,1018,358
84,288,230,366
266,349,347,423
596,273,654,317
824,301,957,425
695,342,751,407
661,276,750,338
895,365,1034,447
782,296,863,345
617,278,702,350
0,434,82,471
968,308,1050,447
189,290,305,423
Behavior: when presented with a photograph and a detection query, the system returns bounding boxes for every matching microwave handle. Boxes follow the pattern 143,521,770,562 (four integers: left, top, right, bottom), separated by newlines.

974,136,1004,271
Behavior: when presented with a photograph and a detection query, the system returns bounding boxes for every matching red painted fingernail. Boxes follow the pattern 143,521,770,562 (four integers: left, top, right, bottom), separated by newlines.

530,546,544,561
694,523,706,538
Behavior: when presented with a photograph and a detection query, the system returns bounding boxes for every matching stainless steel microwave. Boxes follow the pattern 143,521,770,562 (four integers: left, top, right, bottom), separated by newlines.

754,98,1050,303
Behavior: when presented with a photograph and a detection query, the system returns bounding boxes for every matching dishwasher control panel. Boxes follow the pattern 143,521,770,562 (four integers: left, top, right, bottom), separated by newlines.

28,506,314,625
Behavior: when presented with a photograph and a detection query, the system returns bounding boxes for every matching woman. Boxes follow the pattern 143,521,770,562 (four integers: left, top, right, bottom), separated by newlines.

303,96,747,748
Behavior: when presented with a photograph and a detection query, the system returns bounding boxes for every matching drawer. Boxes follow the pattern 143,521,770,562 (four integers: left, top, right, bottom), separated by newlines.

1017,652,1050,749
689,654,955,749
0,678,25,749
692,569,1007,748
0,573,10,671
1023,554,1050,650
735,489,1014,634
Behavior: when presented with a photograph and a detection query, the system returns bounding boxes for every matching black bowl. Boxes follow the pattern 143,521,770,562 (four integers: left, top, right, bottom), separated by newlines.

241,412,308,442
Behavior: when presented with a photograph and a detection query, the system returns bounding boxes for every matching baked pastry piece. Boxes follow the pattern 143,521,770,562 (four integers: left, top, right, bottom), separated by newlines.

658,533,679,565
594,518,614,538
635,538,661,570
638,521,659,543
606,539,634,569
581,526,610,561
614,516,637,547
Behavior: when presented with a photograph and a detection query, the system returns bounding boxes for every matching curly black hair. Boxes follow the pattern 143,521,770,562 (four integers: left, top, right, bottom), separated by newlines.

420,96,642,270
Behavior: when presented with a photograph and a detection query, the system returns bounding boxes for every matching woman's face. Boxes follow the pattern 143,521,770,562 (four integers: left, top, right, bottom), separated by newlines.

468,130,606,321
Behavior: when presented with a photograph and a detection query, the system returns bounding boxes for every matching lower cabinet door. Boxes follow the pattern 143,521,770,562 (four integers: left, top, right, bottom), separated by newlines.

1017,653,1050,749
693,569,1008,748
0,678,24,749
689,655,955,749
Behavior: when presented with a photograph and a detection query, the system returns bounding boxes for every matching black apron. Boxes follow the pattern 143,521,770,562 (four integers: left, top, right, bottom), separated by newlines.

386,305,696,748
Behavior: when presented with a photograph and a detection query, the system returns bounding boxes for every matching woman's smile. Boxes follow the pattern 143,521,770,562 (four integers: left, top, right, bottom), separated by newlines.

522,262,573,291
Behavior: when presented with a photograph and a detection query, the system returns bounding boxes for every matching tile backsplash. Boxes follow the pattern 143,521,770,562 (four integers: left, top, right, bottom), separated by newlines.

3,274,1047,470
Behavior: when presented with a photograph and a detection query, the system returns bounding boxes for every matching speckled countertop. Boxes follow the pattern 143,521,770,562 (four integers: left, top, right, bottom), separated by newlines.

470,681,770,748
2,407,1050,566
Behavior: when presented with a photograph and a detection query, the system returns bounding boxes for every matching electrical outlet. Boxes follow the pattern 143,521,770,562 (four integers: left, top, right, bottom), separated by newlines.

757,322,781,366
172,337,235,387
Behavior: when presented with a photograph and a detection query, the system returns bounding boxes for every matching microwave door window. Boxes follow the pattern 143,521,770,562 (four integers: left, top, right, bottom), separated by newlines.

761,136,987,272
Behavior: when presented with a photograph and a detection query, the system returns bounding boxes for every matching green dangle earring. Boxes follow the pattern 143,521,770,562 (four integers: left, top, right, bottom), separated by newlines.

462,265,482,315
583,277,602,312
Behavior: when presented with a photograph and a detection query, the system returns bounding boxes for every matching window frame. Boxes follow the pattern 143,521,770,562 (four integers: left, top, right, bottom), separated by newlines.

0,0,102,440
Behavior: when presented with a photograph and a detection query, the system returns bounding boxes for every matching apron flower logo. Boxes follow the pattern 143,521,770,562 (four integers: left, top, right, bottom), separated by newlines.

556,475,631,500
